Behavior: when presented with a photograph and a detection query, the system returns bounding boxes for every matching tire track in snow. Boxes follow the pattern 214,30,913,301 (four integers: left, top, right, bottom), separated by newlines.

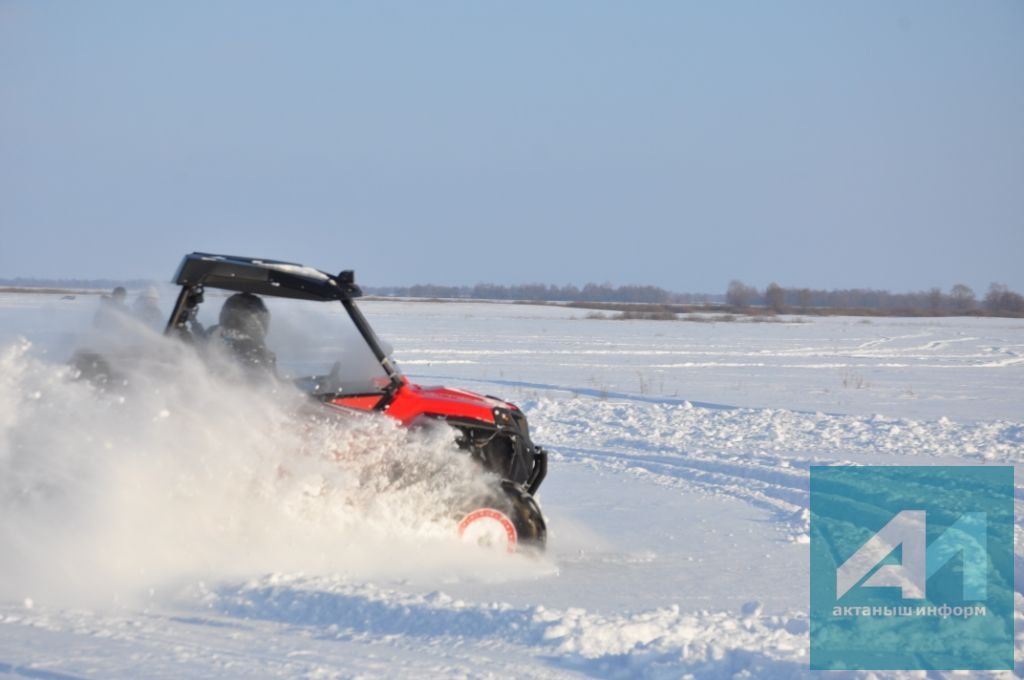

551,445,812,540
522,396,1024,544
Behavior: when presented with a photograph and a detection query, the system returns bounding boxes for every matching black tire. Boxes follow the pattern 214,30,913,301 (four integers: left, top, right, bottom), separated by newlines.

459,481,546,551
500,481,547,550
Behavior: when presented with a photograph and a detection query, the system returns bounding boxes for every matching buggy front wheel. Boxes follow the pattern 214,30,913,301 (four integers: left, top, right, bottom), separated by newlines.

456,481,546,552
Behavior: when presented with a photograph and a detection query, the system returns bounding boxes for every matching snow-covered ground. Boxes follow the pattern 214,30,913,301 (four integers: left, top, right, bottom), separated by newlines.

0,293,1021,678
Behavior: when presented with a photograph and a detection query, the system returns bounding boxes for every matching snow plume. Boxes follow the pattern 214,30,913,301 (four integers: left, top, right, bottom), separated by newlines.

0,334,512,607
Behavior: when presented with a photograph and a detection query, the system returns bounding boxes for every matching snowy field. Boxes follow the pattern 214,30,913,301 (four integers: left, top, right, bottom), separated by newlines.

0,292,1021,678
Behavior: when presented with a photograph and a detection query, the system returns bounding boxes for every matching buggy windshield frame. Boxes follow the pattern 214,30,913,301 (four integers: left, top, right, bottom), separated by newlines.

164,252,403,391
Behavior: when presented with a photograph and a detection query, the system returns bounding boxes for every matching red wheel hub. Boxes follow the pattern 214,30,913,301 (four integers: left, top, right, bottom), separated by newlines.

457,508,518,552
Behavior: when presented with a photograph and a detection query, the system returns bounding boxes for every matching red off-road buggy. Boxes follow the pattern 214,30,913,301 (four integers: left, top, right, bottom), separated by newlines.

163,253,548,550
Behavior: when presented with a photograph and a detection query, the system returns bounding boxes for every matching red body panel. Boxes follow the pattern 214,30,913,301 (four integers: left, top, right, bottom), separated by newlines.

385,382,506,425
331,395,383,411
331,379,511,426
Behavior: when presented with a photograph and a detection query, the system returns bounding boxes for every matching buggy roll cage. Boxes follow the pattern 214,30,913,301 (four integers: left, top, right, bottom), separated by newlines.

162,253,548,499
164,252,404,390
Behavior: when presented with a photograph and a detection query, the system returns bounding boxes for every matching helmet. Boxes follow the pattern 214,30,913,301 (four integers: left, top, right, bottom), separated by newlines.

219,293,269,338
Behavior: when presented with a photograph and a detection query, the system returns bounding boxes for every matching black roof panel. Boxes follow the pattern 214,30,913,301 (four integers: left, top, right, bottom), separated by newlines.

173,253,361,300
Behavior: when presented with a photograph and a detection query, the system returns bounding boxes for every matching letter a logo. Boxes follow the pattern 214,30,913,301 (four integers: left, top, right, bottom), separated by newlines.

836,510,987,600
837,510,927,599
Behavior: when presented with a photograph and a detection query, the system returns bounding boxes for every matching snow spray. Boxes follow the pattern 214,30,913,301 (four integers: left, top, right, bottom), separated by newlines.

0,331,536,607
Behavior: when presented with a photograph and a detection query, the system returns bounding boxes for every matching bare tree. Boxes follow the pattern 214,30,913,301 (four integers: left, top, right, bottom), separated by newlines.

726,280,757,308
985,283,1024,314
765,282,785,313
985,283,1008,311
950,284,975,311
797,288,812,312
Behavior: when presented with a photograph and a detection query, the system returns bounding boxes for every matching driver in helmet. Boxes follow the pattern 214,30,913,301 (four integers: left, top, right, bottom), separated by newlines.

210,292,277,375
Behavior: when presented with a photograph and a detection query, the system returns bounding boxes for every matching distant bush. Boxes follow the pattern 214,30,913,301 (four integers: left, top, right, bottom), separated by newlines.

614,310,678,320
682,314,737,323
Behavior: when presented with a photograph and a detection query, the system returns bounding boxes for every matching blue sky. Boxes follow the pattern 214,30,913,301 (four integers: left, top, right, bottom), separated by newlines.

1,1,1021,293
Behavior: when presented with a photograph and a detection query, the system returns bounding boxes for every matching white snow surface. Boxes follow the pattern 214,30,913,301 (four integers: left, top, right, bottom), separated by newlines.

0,294,1021,678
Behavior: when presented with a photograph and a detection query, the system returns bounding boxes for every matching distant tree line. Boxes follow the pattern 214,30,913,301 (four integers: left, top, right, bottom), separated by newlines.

727,280,1024,316
365,283,715,304
6,275,1022,317
361,279,1024,317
